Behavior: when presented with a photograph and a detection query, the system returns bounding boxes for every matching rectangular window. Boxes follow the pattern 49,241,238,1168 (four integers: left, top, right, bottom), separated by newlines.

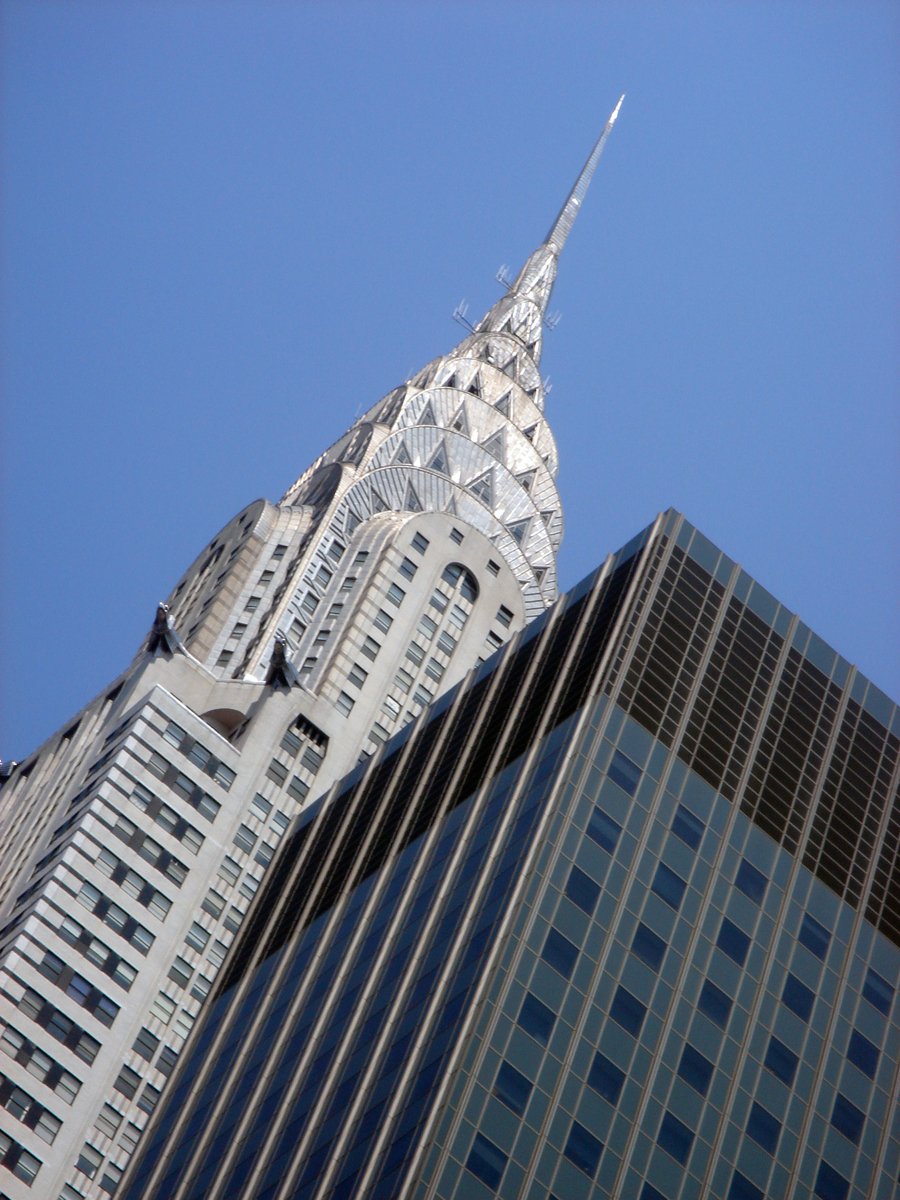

815,1162,850,1200
564,1120,603,1176
717,918,750,965
417,613,437,638
374,609,393,633
541,927,578,979
782,973,815,1022
764,1035,798,1084
496,604,513,627
678,1043,714,1095
672,804,704,850
847,1029,878,1078
132,1027,159,1062
339,576,357,593
632,923,666,971
493,1061,532,1115
746,1102,780,1154
586,807,621,853
735,859,767,904
398,556,417,580
651,863,686,910
466,1132,506,1190
361,635,381,660
862,966,893,1015
450,527,464,544
798,913,831,960
608,749,641,796
405,642,424,666
658,1111,693,1164
587,1052,625,1105
411,532,429,554
437,630,456,655
233,824,258,853
185,922,210,952
250,793,272,819
610,986,646,1036
386,583,405,606
335,691,355,716
698,979,732,1028
348,664,368,688
565,865,600,915
517,992,555,1045
327,540,345,562
831,1094,864,1144
487,558,500,576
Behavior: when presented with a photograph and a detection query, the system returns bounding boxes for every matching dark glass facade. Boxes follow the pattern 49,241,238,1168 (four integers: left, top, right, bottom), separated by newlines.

122,512,899,1200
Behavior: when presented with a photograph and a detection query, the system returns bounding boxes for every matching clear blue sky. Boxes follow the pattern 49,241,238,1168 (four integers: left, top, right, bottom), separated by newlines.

2,2,898,759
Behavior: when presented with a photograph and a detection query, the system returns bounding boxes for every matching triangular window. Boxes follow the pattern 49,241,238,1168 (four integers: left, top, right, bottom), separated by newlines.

468,469,493,507
371,488,390,513
405,483,423,512
508,518,531,546
501,354,517,380
445,373,460,390
450,404,469,436
515,470,536,493
417,401,437,426
540,509,556,527
345,511,361,537
534,566,547,585
481,429,505,460
445,495,459,517
392,441,412,465
494,392,511,418
467,372,482,397
428,440,450,475
522,423,537,442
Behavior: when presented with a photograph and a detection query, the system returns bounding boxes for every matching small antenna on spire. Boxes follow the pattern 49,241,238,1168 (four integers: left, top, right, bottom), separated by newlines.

452,300,476,332
496,265,514,292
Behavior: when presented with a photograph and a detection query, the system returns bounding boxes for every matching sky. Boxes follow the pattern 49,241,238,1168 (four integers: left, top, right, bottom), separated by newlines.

1,1,897,760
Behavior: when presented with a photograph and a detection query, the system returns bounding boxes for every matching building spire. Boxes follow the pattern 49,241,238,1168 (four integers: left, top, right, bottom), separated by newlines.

545,94,624,254
476,96,624,362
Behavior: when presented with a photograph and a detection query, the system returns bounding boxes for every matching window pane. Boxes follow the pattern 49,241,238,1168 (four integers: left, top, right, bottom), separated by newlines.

518,993,555,1045
672,804,704,849
678,1044,714,1095
541,928,578,979
587,1052,625,1105
764,1036,798,1085
862,967,893,1015
652,863,686,910
586,807,621,853
729,1171,765,1200
735,860,767,904
466,1132,507,1189
607,749,641,796
698,979,732,1028
717,918,750,966
610,987,646,1036
564,1120,603,1176
632,923,666,971
831,1094,864,1144
798,913,830,960
565,865,600,915
782,974,815,1022
847,1030,878,1079
746,1102,780,1153
814,1162,850,1200
658,1111,693,1164
493,1061,532,1116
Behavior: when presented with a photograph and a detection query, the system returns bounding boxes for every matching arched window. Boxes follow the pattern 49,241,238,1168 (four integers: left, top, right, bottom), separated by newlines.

441,562,479,603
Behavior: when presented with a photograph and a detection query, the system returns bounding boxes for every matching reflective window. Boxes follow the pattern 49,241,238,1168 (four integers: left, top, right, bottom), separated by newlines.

746,1102,780,1154
798,913,830,960
678,1043,714,1095
493,1061,532,1116
587,1052,625,1105
652,863,687,910
717,918,750,966
518,993,555,1045
697,979,732,1028
814,1161,850,1200
847,1029,878,1079
658,1111,693,1164
862,967,893,1015
632,923,666,972
782,974,814,1022
586,807,621,854
729,1171,765,1200
831,1094,864,1144
764,1035,798,1085
735,860,767,904
565,865,600,915
610,987,646,1036
542,928,579,979
564,1120,603,1176
671,804,704,850
466,1133,507,1190
608,750,641,796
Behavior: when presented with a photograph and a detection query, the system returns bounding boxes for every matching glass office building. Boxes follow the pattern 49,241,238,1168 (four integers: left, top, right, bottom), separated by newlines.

122,511,899,1200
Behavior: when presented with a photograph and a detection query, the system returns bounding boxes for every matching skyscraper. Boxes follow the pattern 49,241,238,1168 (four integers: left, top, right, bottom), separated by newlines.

0,102,624,1199
123,511,899,1200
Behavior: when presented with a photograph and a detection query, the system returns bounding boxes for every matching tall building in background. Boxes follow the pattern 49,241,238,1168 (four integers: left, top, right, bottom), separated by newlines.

123,511,899,1200
0,103,624,1199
